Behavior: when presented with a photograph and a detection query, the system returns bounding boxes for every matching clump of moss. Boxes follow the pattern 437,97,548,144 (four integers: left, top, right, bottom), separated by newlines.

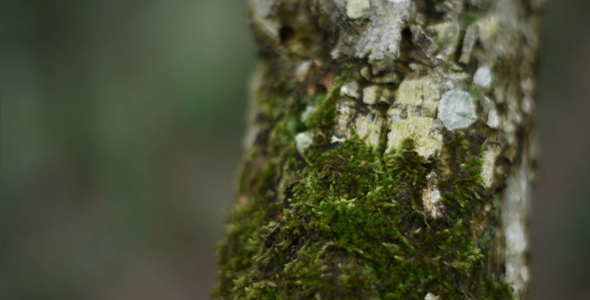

213,64,511,300
461,10,481,28
215,134,511,300
470,83,485,102
305,68,350,133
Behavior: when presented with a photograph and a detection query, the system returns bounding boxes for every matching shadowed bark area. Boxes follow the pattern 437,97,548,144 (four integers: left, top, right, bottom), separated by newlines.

214,0,543,299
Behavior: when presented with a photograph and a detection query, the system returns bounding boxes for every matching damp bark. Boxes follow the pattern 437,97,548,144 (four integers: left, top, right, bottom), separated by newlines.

214,0,543,299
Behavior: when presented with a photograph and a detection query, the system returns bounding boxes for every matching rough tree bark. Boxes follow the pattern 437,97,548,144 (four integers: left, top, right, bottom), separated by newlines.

214,0,543,299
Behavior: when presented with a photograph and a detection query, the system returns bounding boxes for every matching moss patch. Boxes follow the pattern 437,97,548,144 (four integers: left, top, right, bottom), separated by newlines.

213,65,511,300
470,83,485,102
215,136,510,299
461,10,481,28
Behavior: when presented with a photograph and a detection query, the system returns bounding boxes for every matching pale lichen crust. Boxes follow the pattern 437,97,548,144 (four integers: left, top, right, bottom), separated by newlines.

437,90,477,130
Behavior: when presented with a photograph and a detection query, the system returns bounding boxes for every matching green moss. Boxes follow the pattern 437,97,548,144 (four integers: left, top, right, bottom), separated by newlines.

462,10,481,28
470,83,485,101
214,133,511,299
491,73,499,88
213,65,511,300
305,68,350,132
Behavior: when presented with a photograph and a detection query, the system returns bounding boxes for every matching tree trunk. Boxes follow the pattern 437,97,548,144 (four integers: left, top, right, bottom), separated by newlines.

213,0,543,299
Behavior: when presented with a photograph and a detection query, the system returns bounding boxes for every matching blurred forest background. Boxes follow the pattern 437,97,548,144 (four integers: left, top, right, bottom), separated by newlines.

1,0,589,299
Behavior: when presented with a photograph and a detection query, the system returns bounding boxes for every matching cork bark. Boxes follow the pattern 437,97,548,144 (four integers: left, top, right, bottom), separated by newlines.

214,0,543,299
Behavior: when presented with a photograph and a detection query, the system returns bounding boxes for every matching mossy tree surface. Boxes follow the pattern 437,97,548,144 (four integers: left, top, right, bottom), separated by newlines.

214,0,543,299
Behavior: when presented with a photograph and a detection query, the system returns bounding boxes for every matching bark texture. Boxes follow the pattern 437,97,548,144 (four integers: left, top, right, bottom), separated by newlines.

214,0,543,299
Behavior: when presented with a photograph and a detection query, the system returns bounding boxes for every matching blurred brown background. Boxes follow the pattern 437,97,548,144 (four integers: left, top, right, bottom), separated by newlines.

1,0,589,299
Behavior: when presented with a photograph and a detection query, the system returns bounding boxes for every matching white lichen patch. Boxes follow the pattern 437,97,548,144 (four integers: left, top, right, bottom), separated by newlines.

335,99,356,137
476,13,519,60
505,221,529,296
424,292,441,300
331,0,411,72
379,88,393,104
473,66,493,89
521,77,535,98
340,81,360,99
331,135,346,143
437,90,477,130
477,17,500,45
386,113,443,158
360,66,372,80
354,113,383,148
295,132,314,154
521,96,534,115
481,145,501,187
362,85,380,105
482,97,500,129
487,109,501,128
422,172,444,218
395,75,442,117
346,0,370,19
371,72,401,84
295,61,312,82
502,156,532,299
334,98,382,147
426,21,461,59
506,222,526,253
445,72,472,86
249,0,281,43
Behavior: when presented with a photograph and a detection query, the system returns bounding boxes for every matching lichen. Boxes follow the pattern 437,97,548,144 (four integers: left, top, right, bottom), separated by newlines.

354,113,384,148
425,292,441,300
481,145,501,187
362,85,380,105
437,90,477,130
501,157,532,299
340,81,360,99
346,0,371,19
386,114,443,158
425,22,461,59
395,75,442,117
329,0,412,72
295,132,314,154
422,171,444,218
474,67,493,89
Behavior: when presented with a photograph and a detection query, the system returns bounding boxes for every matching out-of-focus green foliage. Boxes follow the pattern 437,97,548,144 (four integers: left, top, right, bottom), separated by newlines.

1,1,254,299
